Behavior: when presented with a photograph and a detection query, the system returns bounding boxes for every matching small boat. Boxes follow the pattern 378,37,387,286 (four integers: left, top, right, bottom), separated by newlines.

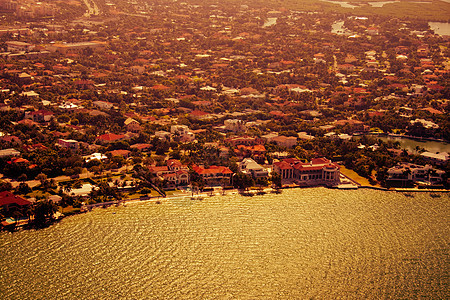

404,193,414,197
430,193,441,198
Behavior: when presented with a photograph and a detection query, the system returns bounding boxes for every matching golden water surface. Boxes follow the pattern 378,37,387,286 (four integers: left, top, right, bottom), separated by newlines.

0,188,448,299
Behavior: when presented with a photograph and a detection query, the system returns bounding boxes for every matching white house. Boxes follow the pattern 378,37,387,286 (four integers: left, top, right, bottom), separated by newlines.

224,119,247,133
420,152,449,165
170,125,195,142
239,158,269,179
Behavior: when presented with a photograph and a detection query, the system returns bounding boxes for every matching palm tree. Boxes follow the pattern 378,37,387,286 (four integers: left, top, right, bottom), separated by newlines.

33,199,58,227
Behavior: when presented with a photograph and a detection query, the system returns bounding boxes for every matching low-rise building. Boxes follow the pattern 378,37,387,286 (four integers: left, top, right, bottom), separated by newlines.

0,191,32,217
0,148,20,158
6,41,34,52
25,110,54,122
96,133,126,144
155,131,171,141
124,118,142,133
387,163,445,185
273,157,340,186
191,165,233,186
420,152,449,165
263,134,297,148
170,125,195,142
57,139,80,150
148,159,190,189
239,158,269,179
224,119,247,133
84,153,107,163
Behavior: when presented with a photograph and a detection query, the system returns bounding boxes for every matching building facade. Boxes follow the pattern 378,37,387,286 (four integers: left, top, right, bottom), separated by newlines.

273,157,340,186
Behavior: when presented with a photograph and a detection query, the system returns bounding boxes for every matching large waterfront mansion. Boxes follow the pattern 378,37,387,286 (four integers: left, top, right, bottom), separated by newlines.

273,158,341,187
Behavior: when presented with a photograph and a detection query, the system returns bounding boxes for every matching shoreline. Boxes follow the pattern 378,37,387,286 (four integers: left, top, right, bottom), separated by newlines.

4,185,448,232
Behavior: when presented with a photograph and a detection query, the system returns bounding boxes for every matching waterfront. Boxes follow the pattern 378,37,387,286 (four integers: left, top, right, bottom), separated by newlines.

0,188,448,299
375,135,449,153
429,21,450,36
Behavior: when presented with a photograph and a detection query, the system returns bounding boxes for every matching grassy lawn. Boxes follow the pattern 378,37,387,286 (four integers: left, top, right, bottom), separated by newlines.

60,206,81,216
339,165,378,187
27,190,54,199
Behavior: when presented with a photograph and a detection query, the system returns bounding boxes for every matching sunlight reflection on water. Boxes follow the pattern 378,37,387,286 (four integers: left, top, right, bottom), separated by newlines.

1,188,448,299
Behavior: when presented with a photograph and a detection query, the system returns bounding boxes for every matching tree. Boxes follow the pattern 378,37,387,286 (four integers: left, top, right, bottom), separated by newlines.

15,182,32,194
0,181,12,192
36,173,48,186
270,172,282,188
17,173,28,182
233,172,254,190
33,199,57,228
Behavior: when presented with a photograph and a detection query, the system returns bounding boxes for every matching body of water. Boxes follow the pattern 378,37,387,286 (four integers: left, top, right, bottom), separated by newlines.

375,135,449,153
321,0,358,8
0,188,448,299
331,20,352,35
429,21,450,36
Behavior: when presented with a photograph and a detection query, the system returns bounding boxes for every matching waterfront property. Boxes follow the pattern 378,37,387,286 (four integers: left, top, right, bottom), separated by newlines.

148,159,190,189
0,191,32,226
387,163,445,186
239,158,269,179
191,164,233,186
420,151,449,166
273,157,340,186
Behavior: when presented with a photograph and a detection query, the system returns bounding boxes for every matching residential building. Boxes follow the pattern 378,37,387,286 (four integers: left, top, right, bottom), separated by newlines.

57,139,80,150
0,148,20,158
93,101,114,110
224,119,247,133
124,118,141,133
273,158,340,186
235,144,266,162
191,165,233,186
0,191,32,215
155,131,171,141
420,152,449,165
109,149,131,158
263,134,297,148
148,159,190,188
226,136,261,146
96,133,126,144
239,158,269,179
170,125,195,142
25,110,54,122
83,153,107,163
387,163,445,185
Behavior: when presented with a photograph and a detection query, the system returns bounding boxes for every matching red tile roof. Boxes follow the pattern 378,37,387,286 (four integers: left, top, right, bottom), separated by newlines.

192,165,233,175
0,191,32,206
97,133,126,142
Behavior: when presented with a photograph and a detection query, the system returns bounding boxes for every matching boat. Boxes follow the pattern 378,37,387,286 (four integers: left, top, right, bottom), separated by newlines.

430,193,441,198
404,193,414,197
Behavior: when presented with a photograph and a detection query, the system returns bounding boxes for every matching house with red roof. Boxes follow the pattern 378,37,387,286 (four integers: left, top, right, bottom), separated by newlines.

25,110,54,122
0,191,32,215
190,110,211,119
273,157,340,187
131,143,151,151
148,159,190,189
191,165,233,186
96,133,126,144
109,149,131,158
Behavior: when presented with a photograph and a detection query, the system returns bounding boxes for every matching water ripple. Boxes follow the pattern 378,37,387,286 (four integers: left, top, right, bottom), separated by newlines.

0,189,448,299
